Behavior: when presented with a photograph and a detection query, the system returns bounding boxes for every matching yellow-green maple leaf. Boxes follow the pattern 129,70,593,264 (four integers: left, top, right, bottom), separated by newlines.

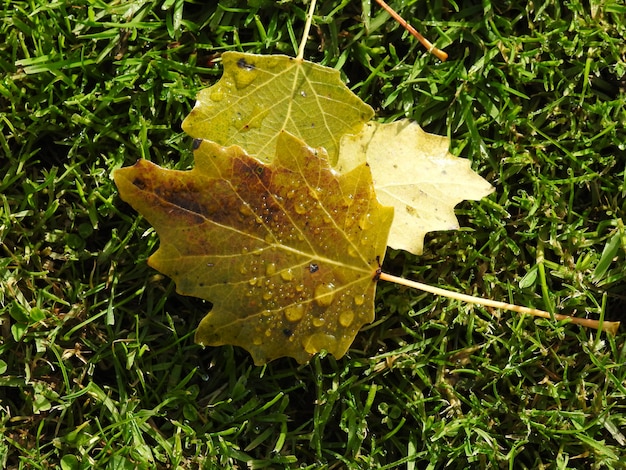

113,132,393,365
182,51,374,165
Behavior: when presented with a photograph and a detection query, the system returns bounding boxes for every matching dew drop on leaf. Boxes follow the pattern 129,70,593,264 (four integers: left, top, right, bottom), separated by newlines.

265,262,277,276
303,332,336,354
338,311,354,327
359,213,374,230
284,304,305,322
314,283,335,307
233,65,258,89
294,202,307,214
239,202,253,215
210,89,225,102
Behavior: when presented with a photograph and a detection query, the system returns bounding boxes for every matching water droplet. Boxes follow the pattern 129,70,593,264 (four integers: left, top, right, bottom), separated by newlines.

299,90,307,98
284,304,305,322
294,202,307,214
239,204,254,217
232,111,244,128
249,277,258,286
338,311,354,327
302,332,336,354
280,269,294,281
312,316,326,327
210,88,225,102
359,213,374,230
353,294,365,306
314,283,335,307
265,262,276,276
262,291,273,301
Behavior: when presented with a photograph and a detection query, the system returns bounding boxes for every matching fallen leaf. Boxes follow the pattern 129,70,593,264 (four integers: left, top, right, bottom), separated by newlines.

113,132,393,365
182,51,374,164
336,120,494,255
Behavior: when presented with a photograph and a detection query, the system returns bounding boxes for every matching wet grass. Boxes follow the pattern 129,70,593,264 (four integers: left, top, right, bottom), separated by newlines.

1,0,625,468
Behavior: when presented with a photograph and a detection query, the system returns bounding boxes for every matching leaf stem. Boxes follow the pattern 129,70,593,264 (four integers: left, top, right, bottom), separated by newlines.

378,272,620,335
374,0,448,62
297,0,317,60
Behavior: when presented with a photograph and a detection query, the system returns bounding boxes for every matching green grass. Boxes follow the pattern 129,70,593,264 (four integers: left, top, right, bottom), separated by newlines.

1,0,625,468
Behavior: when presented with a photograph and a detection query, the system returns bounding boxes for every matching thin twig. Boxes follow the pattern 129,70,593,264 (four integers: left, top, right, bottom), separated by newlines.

297,0,317,60
378,272,620,335
374,0,448,61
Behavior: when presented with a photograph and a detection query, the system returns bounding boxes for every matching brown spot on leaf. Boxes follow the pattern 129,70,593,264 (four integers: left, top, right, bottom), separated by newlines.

237,58,255,71
132,177,147,191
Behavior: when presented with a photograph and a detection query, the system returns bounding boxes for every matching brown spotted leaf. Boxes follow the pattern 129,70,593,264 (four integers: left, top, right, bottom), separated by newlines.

113,132,393,364
182,51,374,165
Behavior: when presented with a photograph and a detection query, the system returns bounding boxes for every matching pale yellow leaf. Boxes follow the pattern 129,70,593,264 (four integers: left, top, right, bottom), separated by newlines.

336,120,494,255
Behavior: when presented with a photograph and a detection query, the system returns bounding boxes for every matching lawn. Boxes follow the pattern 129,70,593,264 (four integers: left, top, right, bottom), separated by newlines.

1,0,625,468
